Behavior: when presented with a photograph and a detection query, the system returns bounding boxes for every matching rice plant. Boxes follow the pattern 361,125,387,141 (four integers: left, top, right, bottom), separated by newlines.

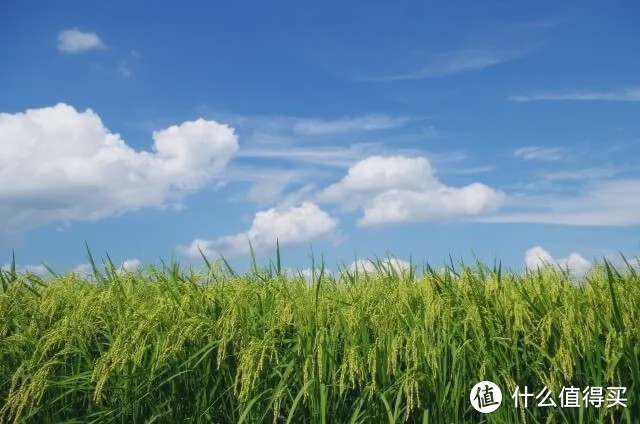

0,252,638,423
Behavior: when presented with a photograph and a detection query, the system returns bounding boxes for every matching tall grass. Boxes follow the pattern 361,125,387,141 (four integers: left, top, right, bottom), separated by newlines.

0,253,638,423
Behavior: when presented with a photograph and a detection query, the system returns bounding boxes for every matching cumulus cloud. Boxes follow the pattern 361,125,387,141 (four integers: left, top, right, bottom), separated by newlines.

0,103,238,233
349,259,378,273
180,202,339,258
71,258,140,276
347,258,412,275
602,254,640,273
120,258,141,271
0,263,49,277
524,246,592,276
320,155,505,226
57,29,105,53
72,263,95,276
358,184,504,226
285,267,334,283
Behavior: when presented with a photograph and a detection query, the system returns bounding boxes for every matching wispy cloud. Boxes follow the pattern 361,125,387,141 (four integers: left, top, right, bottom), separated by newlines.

370,48,531,81
477,179,640,226
195,108,470,213
238,143,384,168
237,142,465,171
540,168,616,181
116,62,132,78
293,115,410,135
208,112,412,138
439,165,495,175
57,29,105,54
116,50,140,78
513,146,563,161
510,87,640,102
243,170,307,205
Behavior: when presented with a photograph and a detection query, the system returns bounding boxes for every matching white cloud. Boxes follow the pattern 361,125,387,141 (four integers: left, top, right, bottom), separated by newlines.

324,156,435,196
478,179,640,226
524,247,555,269
71,258,140,276
2,259,140,277
524,246,592,276
120,258,141,271
601,254,640,273
513,146,563,161
358,185,505,226
285,267,334,283
320,155,505,226
0,103,238,233
0,263,49,277
23,264,49,276
180,202,339,258
57,29,105,54
349,258,411,274
510,87,640,102
72,263,94,276
349,259,377,273
206,111,438,201
435,267,457,279
372,48,529,81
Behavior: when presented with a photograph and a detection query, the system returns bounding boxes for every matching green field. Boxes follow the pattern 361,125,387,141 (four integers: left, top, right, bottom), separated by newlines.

1,254,638,423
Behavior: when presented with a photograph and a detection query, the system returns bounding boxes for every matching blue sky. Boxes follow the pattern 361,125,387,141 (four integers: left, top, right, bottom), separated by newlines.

1,0,639,275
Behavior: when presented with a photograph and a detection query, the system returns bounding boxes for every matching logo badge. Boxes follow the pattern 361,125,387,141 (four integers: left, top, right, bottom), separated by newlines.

470,381,502,413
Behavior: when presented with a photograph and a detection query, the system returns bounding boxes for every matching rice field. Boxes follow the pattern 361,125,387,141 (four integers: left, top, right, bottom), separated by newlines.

1,252,639,423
